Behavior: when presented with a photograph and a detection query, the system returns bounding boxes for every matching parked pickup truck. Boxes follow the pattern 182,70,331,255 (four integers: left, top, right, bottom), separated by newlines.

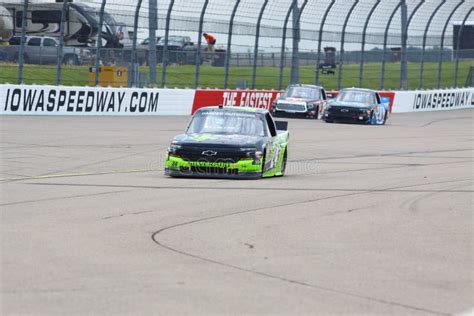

6,36,85,65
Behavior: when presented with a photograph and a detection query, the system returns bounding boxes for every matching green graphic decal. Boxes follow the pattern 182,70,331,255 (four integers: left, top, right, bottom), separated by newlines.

166,156,262,173
191,134,216,142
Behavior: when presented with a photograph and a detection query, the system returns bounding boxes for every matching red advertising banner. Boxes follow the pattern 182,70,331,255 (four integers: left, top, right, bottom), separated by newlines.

192,89,283,114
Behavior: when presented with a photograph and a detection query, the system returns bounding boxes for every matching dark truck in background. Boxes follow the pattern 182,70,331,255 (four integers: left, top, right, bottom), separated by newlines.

5,36,87,65
129,35,226,66
158,36,193,64
121,36,197,66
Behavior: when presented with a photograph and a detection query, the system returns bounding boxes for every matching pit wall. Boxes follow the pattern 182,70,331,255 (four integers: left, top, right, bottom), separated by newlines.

0,84,472,116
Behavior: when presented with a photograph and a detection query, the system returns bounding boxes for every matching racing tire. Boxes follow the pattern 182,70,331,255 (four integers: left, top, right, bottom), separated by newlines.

314,106,319,119
14,53,28,64
260,150,267,178
279,150,287,177
382,112,388,125
367,112,374,125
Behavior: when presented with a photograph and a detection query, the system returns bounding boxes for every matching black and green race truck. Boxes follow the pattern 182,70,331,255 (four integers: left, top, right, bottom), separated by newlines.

165,106,289,179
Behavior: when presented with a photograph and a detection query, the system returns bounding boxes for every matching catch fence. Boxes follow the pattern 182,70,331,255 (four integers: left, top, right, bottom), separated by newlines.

0,0,472,90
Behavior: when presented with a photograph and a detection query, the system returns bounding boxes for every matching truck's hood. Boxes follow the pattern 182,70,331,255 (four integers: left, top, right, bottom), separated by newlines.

173,133,263,148
277,97,308,106
330,101,371,108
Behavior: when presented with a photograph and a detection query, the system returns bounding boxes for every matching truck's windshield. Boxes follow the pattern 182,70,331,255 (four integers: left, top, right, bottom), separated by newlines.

187,110,266,137
336,91,374,104
283,87,320,99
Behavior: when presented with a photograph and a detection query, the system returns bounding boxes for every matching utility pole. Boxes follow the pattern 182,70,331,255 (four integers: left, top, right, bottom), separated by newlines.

56,0,69,85
149,0,158,87
400,0,408,90
17,0,28,84
290,0,300,84
94,0,107,86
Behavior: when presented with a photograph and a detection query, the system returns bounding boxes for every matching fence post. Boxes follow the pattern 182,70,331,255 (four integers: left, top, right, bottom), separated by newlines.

224,0,241,89
315,0,335,85
399,0,408,90
17,0,28,84
400,0,425,90
358,0,381,88
94,0,107,86
380,2,401,90
251,0,269,89
337,0,359,91
278,2,295,90
194,0,209,88
161,0,175,88
419,0,446,89
131,0,143,87
290,0,308,85
454,8,473,87
437,1,464,89
148,0,158,87
56,0,68,86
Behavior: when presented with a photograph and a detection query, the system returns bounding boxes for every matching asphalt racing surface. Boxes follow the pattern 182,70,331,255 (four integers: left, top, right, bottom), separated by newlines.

1,110,473,315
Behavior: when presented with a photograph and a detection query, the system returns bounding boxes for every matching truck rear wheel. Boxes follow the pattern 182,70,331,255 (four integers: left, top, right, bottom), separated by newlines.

279,150,287,176
14,53,28,64
63,55,77,65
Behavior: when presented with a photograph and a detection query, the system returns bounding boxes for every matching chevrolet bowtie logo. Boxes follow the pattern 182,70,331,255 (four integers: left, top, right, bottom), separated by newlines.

202,150,218,156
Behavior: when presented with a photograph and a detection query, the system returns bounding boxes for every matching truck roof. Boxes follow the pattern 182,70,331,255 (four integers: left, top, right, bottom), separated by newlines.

287,84,325,90
197,106,269,115
341,87,377,93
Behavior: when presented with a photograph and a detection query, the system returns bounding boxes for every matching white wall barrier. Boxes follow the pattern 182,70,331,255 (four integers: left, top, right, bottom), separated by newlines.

1,84,473,116
0,84,195,116
391,88,474,113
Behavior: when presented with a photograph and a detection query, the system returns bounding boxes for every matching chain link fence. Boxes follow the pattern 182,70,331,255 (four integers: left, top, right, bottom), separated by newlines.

0,0,473,90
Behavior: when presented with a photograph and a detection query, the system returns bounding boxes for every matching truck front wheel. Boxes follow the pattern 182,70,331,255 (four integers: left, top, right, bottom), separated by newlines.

13,53,29,64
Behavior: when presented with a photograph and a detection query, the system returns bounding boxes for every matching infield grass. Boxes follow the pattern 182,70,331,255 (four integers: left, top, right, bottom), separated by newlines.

0,60,472,90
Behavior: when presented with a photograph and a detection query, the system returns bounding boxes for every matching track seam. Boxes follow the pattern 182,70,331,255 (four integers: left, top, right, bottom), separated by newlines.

26,178,473,193
150,179,468,315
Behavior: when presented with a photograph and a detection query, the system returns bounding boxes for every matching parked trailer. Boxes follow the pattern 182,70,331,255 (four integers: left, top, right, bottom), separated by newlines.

2,2,120,47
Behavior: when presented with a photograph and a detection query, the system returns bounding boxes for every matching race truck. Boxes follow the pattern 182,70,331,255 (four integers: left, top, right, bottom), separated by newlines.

271,84,327,119
322,88,389,125
165,106,289,179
